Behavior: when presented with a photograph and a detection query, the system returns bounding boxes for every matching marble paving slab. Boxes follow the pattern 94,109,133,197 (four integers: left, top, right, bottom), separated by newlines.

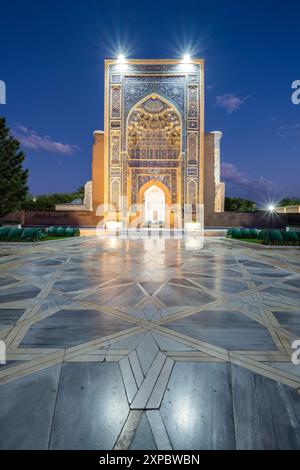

0,236,300,449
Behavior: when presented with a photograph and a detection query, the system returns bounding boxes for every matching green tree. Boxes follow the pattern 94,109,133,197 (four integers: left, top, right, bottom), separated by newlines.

22,187,84,211
278,197,300,207
225,197,256,212
0,117,28,216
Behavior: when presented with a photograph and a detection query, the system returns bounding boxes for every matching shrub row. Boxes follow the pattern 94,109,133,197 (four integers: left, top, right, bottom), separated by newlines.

227,228,300,245
47,226,80,237
0,226,79,242
0,227,47,242
227,228,259,239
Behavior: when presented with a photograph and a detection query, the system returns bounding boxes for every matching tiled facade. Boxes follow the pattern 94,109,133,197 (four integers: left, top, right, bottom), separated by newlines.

90,59,225,226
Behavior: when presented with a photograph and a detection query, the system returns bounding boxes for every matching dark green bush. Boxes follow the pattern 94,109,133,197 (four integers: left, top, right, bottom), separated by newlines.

231,228,242,239
39,232,47,240
0,227,10,239
258,230,267,240
0,225,79,242
240,229,250,238
22,228,39,239
249,229,259,239
21,228,47,241
56,227,67,236
227,227,299,246
47,226,57,236
65,227,76,237
7,228,23,241
264,230,284,245
282,231,298,243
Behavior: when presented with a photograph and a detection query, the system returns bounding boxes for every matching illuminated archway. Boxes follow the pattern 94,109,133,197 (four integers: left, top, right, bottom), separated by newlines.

126,94,182,219
143,185,165,223
138,179,171,227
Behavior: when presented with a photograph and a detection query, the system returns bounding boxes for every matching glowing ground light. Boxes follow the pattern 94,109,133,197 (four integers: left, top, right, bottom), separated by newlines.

267,203,276,213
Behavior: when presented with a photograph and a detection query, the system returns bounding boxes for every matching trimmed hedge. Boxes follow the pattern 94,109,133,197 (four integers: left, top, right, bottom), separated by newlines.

7,228,23,241
0,226,80,242
21,228,47,242
227,228,258,239
65,227,76,237
47,226,57,236
56,227,67,236
282,231,298,242
231,228,242,239
227,228,300,246
249,229,259,239
264,230,284,244
46,226,79,237
258,230,268,240
240,228,250,238
0,228,10,239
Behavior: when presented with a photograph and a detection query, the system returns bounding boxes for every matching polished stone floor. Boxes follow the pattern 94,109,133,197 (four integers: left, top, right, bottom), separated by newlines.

0,235,300,449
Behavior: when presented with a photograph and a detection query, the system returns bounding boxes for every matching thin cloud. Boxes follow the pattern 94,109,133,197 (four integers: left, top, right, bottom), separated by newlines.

221,162,249,185
12,124,79,155
16,124,29,134
221,162,276,200
215,93,251,114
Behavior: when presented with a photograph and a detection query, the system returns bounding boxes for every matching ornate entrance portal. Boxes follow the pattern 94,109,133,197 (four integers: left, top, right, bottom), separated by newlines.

127,95,181,226
103,59,206,228
143,184,166,225
87,58,226,229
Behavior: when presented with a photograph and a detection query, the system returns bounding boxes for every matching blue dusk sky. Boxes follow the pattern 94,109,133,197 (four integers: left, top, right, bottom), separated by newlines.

0,0,299,205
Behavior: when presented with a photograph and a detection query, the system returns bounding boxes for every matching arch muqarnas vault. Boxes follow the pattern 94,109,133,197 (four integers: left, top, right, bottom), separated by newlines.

91,59,225,227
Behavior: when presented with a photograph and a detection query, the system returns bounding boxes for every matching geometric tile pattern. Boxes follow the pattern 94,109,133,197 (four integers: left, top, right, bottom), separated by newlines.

0,236,300,449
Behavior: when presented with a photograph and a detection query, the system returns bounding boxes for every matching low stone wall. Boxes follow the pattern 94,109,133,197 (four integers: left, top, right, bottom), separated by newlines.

0,211,25,225
1,210,300,229
287,213,300,226
25,210,102,227
0,210,102,227
205,211,300,228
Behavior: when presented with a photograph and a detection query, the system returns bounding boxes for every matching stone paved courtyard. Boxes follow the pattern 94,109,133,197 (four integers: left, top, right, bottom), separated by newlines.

0,235,300,450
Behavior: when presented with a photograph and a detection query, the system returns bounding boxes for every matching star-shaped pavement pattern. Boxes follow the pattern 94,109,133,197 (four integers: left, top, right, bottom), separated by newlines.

0,236,300,450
